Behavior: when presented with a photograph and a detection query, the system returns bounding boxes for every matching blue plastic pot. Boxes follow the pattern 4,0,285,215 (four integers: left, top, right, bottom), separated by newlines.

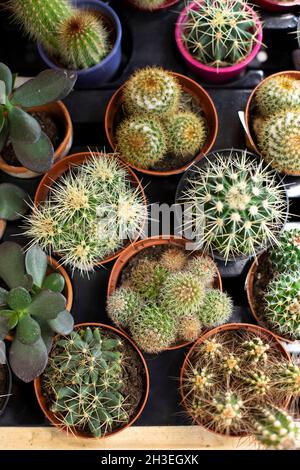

37,0,122,89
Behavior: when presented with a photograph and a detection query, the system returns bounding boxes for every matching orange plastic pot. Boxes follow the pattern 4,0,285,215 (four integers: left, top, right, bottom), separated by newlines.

0,220,7,241
34,322,150,439
105,72,218,177
107,235,223,351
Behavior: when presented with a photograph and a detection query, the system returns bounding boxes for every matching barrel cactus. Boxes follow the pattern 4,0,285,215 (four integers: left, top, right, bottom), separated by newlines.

269,229,300,274
160,247,187,273
167,112,207,158
255,75,300,116
106,287,141,329
131,0,166,10
197,290,233,327
253,406,298,450
186,255,218,287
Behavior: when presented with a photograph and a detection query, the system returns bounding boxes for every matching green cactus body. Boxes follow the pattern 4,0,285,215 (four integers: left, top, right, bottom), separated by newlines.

177,314,202,343
241,337,270,363
107,287,142,329
160,272,205,317
129,258,169,300
186,255,218,287
190,366,214,392
264,272,300,339
273,363,300,395
221,354,240,376
242,370,271,396
212,392,244,431
200,338,223,359
182,0,259,68
270,229,300,274
123,67,181,116
197,289,232,327
256,110,300,174
253,406,298,449
255,76,300,116
132,0,166,10
116,116,167,169
167,112,207,158
160,247,187,273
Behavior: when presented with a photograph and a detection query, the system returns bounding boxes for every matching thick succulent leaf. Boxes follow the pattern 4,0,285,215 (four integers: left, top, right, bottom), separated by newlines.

28,290,66,320
9,336,48,382
7,287,31,311
0,340,6,364
0,80,5,105
0,119,8,152
10,70,77,108
42,273,65,293
34,316,54,354
0,242,25,289
0,183,28,221
0,287,8,307
0,309,13,319
7,312,18,330
12,131,53,173
8,107,41,144
0,63,12,95
15,315,41,345
48,310,74,335
0,317,9,340
25,245,47,288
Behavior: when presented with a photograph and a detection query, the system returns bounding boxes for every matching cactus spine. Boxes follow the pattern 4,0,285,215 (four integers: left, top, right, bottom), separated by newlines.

270,229,300,274
253,406,298,450
273,363,300,395
167,112,207,158
255,75,300,116
241,337,270,363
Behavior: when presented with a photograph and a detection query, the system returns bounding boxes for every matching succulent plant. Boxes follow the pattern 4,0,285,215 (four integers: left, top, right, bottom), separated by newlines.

0,183,28,222
264,271,300,339
23,153,146,274
177,314,202,343
200,338,223,360
185,366,215,393
129,258,169,300
131,0,166,10
160,247,187,272
116,115,167,169
197,289,232,327
255,109,300,174
255,75,300,116
123,67,181,117
42,327,132,437
180,150,287,261
0,63,76,172
210,391,244,433
241,336,270,363
242,370,271,396
221,353,240,376
181,0,260,68
272,362,300,395
186,255,218,287
269,229,300,274
106,287,141,329
0,242,73,382
253,406,298,450
167,111,207,158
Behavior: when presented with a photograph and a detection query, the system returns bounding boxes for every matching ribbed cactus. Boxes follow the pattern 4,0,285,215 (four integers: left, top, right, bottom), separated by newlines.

129,258,169,300
255,75,300,116
242,370,271,396
186,255,218,287
253,406,298,450
106,287,141,329
197,290,233,327
131,0,166,10
272,362,300,395
241,337,270,363
270,229,300,274
167,112,207,158
177,314,202,342
123,67,181,116
264,271,300,339
256,110,300,174
116,116,167,169
181,150,287,261
160,247,187,272
181,0,260,68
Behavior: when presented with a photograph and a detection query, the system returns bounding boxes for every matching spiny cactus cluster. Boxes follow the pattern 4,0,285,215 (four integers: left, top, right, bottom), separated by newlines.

272,362,300,396
107,245,232,353
181,0,260,68
269,229,300,274
23,152,146,275
180,149,287,261
253,406,298,450
131,0,166,10
10,0,110,70
116,67,207,169
41,327,135,437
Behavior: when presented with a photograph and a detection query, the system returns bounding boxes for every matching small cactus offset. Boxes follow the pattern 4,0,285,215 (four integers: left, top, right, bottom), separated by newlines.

253,406,298,450
241,337,270,363
186,255,218,287
255,75,300,116
131,0,166,10
198,290,233,327
129,258,169,300
167,112,207,158
200,338,223,360
160,247,187,273
186,366,215,392
211,392,244,433
269,229,300,274
221,354,240,376
106,287,141,329
177,314,202,343
272,362,300,395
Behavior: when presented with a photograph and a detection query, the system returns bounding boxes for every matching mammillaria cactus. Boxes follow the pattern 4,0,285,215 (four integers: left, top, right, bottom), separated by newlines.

181,0,260,68
131,0,166,10
264,271,300,339
160,272,206,316
272,362,300,395
177,314,202,343
255,75,300,116
269,229,300,274
253,406,298,450
180,149,287,261
198,290,232,327
160,247,187,272
186,255,218,287
167,112,207,158
241,336,269,363
106,287,141,329
129,258,169,300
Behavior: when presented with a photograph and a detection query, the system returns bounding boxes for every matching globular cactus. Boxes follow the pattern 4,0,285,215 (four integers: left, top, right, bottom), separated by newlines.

255,75,300,116
123,67,181,116
253,406,298,450
256,110,300,174
167,112,207,158
116,116,167,169
131,0,166,10
181,150,287,261
272,362,300,395
186,255,218,287
241,337,270,363
197,289,233,327
177,314,202,343
269,229,300,274
211,392,244,432
221,354,240,376
242,370,271,396
107,287,142,329
264,272,300,339
160,247,187,273
181,0,260,68
188,366,215,392
129,258,169,300
200,338,223,359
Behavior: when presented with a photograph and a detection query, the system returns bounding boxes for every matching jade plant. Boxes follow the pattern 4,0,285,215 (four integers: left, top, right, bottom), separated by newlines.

269,229,300,274
23,152,146,274
0,242,73,382
180,149,287,261
181,0,260,68
10,0,110,70
0,183,28,232
0,63,76,172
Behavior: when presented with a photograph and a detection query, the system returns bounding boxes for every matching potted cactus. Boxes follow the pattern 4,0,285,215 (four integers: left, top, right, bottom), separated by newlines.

175,0,263,83
126,0,180,10
180,323,298,448
0,242,73,382
23,151,147,275
176,149,288,263
0,183,28,240
246,228,300,342
10,0,122,89
245,71,300,175
0,63,75,178
105,67,218,176
107,237,232,353
34,323,149,438
253,0,300,12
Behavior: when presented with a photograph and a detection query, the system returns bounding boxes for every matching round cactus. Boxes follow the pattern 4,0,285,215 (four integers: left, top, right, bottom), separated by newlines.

107,287,142,328
123,67,181,116
188,366,215,392
167,112,207,158
270,229,300,274
177,314,202,343
160,247,187,273
186,255,218,287
241,336,270,363
264,271,300,339
253,406,298,450
242,370,271,396
211,392,244,432
272,362,300,395
116,115,167,169
255,75,300,116
131,0,166,10
129,258,169,300
256,109,300,173
197,289,233,327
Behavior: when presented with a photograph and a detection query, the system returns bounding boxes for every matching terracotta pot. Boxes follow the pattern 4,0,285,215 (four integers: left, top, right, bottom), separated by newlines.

253,0,299,12
107,236,223,351
245,70,300,176
0,101,73,179
180,322,292,438
34,152,147,266
126,0,180,11
105,72,218,177
0,220,7,241
34,322,150,439
0,363,12,417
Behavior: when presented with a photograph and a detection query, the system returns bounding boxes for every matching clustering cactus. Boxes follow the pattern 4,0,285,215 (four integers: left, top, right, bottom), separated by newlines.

181,0,260,68
269,229,300,274
131,0,166,10
23,153,146,274
160,247,187,272
106,287,141,329
241,337,270,363
199,290,232,327
167,112,207,158
186,255,218,287
272,362,300,396
0,183,28,227
253,406,298,450
255,75,300,116
180,149,287,261
177,314,202,343
129,258,168,299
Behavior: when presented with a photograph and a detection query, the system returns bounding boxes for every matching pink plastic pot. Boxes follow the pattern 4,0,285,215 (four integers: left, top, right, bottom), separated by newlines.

253,0,299,12
175,1,263,84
